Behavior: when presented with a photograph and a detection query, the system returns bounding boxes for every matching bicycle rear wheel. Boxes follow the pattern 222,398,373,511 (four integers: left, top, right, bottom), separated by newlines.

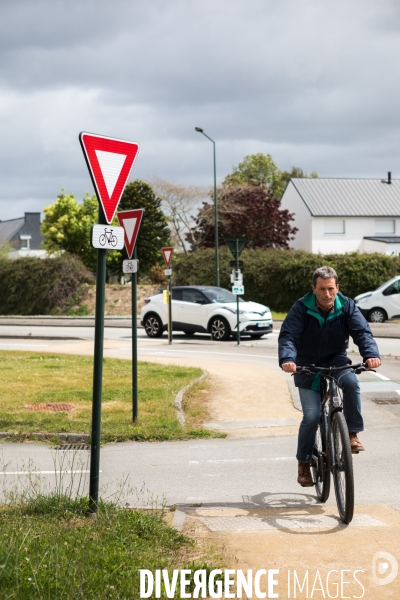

332,411,354,524
311,416,330,502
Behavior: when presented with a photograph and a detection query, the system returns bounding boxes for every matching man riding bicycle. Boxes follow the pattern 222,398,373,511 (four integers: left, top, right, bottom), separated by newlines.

278,266,381,487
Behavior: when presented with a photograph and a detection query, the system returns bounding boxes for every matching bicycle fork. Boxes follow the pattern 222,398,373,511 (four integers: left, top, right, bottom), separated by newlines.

328,380,342,470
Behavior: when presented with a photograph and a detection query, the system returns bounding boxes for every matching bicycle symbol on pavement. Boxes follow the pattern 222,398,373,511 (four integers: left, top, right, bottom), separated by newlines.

99,228,118,247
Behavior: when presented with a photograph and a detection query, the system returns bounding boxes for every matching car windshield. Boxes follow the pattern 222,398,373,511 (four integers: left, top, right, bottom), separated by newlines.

202,288,244,303
374,277,400,293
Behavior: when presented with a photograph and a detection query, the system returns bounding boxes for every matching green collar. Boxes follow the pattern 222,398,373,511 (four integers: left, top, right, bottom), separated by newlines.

302,291,346,327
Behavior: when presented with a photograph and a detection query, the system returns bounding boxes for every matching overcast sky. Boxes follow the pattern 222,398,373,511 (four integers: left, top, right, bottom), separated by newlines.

1,0,400,219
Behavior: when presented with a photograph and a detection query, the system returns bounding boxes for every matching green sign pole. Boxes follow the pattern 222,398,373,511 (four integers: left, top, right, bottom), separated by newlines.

168,268,173,345
88,209,107,514
132,245,138,421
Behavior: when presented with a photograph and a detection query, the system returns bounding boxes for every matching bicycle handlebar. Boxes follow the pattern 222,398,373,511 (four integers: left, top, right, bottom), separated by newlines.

295,363,373,376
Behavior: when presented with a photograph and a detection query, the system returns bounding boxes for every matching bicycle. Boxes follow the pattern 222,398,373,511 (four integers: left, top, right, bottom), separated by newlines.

99,228,118,247
295,363,373,524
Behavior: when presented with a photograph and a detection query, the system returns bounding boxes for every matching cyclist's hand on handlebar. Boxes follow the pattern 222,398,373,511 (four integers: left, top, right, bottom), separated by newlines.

282,362,297,373
366,357,381,369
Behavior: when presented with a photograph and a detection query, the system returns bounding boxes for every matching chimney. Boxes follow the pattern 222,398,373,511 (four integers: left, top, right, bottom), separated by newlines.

381,171,392,184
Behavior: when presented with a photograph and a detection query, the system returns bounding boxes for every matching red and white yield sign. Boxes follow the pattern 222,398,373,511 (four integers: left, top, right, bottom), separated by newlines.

79,132,139,224
161,247,174,268
117,209,144,259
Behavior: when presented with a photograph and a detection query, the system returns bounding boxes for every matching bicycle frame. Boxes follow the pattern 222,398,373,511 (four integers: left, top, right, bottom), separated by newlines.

323,376,343,473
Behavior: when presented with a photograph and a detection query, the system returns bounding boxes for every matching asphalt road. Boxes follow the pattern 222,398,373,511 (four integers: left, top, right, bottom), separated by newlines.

0,323,399,511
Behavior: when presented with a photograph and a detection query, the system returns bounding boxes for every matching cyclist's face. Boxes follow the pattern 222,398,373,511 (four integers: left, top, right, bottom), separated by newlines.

313,277,339,309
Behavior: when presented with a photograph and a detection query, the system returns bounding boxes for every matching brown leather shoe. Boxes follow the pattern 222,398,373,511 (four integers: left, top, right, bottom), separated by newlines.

297,461,313,487
349,432,364,453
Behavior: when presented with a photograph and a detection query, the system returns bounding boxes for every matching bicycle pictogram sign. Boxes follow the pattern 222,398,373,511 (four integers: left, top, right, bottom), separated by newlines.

90,224,124,250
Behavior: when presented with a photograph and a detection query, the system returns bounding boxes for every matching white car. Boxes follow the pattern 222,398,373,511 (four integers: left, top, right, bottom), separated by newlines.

141,285,273,340
354,276,400,322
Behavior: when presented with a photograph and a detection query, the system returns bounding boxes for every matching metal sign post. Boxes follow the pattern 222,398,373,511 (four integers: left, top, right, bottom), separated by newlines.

88,208,107,514
79,132,140,515
132,245,139,420
224,237,248,347
167,268,173,345
161,248,174,345
118,209,144,423
235,239,240,346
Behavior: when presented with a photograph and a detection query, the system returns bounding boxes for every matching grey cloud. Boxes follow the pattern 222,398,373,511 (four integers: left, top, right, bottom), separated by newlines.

0,0,400,219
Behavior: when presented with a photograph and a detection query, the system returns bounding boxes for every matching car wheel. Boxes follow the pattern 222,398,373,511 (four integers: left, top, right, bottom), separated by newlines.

367,308,387,323
210,316,231,341
144,314,164,337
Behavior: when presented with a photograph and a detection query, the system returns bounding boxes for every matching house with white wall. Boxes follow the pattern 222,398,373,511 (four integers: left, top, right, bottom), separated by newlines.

280,176,400,255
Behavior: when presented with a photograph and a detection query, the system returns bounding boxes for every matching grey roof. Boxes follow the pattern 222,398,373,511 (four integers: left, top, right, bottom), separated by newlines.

290,178,400,217
364,236,400,243
0,217,24,243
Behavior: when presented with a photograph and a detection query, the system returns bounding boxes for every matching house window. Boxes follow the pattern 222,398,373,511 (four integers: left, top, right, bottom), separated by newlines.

20,235,31,249
375,220,395,234
324,220,345,234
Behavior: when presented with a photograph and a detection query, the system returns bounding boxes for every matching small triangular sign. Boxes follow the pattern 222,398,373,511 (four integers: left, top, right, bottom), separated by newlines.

79,132,139,224
117,209,144,259
161,247,174,267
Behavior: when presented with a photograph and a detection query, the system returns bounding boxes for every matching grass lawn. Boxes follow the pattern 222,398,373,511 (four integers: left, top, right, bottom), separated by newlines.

0,495,218,599
0,351,220,443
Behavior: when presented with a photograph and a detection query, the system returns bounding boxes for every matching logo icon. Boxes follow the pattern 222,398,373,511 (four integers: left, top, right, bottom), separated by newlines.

372,551,398,586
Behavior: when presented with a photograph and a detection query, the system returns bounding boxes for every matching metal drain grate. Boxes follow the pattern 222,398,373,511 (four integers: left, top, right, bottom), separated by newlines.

26,403,74,412
372,397,400,405
52,444,90,451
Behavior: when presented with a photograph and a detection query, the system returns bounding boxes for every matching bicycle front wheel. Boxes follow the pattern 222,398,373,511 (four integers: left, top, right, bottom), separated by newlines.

332,411,354,524
311,416,330,502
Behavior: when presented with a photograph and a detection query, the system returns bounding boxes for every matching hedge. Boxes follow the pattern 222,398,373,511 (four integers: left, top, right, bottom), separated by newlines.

0,254,94,315
173,248,400,312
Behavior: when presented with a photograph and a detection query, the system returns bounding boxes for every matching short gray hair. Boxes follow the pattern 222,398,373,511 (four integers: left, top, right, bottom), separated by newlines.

312,266,338,288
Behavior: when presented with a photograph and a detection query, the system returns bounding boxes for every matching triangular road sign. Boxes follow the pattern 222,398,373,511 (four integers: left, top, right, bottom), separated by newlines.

224,237,248,259
117,209,144,259
161,247,174,268
79,132,139,224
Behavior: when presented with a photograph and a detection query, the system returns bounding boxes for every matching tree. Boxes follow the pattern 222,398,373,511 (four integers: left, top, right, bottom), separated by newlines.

116,180,171,274
223,153,318,198
41,190,100,271
150,178,206,254
189,183,298,250
42,182,171,277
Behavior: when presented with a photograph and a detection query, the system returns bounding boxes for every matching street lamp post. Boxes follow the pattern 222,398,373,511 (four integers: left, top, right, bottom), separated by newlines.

195,127,220,287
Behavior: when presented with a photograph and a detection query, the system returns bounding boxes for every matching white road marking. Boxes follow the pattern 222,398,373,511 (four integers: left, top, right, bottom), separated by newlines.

199,514,386,532
0,470,96,475
189,457,294,465
373,372,391,381
0,343,50,348
140,349,278,359
187,474,219,478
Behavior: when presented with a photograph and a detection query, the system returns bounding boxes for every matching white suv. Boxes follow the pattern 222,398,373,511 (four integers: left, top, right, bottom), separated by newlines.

354,276,400,322
141,285,273,341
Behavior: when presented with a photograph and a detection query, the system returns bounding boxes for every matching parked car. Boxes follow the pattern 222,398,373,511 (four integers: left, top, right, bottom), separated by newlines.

354,276,400,322
141,285,273,340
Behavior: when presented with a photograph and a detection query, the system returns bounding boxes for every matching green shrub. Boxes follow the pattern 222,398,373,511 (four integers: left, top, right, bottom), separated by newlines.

174,248,400,312
0,254,94,315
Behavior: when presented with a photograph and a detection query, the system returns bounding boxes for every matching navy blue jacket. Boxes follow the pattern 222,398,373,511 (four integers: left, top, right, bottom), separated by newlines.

278,291,380,389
